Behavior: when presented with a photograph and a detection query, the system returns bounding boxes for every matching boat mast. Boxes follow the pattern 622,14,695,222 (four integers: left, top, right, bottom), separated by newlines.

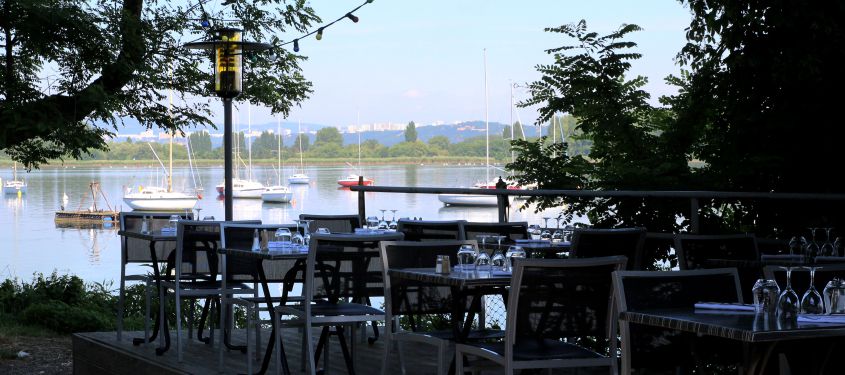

510,80,515,164
168,77,173,192
247,102,253,181
277,114,282,186
298,120,304,173
357,111,361,176
484,48,489,184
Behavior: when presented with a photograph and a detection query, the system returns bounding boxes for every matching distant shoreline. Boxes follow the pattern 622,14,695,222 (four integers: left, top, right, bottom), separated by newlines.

0,157,512,169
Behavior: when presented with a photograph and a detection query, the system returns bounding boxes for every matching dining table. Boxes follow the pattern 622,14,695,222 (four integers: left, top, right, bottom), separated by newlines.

218,246,308,375
620,307,845,374
388,266,512,374
117,229,178,352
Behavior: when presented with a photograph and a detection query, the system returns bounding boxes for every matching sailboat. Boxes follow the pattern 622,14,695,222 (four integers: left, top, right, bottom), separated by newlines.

287,120,310,184
123,89,199,211
337,115,374,187
261,115,293,203
3,162,27,195
216,103,265,198
56,181,119,223
439,49,512,206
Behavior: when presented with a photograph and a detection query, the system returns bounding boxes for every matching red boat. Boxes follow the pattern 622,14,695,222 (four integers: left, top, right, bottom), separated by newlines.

337,174,374,187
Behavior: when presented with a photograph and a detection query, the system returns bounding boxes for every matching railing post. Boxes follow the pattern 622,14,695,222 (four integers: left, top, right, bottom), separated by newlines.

497,193,508,223
690,198,700,234
357,176,366,227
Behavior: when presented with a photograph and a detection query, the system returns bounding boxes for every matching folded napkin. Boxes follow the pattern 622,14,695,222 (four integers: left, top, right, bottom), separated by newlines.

160,227,177,234
694,302,755,312
354,228,386,234
515,239,550,244
797,314,845,324
490,270,512,277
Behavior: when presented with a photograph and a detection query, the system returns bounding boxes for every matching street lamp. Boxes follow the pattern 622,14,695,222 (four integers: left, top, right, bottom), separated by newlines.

185,28,270,220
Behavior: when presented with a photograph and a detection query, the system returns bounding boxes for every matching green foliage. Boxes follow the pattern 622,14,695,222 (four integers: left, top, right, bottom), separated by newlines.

388,141,432,158
1,0,320,168
314,127,343,146
404,121,418,143
188,131,213,158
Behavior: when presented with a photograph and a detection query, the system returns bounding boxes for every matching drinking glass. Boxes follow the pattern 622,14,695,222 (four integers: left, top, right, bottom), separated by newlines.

457,244,477,271
378,209,388,229
820,228,835,256
528,224,542,240
540,228,551,241
475,250,491,272
495,235,507,250
834,237,844,257
551,217,563,243
274,228,292,243
291,222,305,247
366,216,379,230
491,250,507,271
505,245,526,272
194,207,202,220
476,234,490,253
788,236,803,256
169,215,180,230
777,266,800,321
752,279,780,315
800,267,824,314
542,217,551,232
299,219,314,245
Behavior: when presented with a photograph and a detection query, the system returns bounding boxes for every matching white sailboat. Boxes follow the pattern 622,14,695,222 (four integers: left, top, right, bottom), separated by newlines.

338,114,374,187
123,144,199,211
439,49,510,207
216,103,265,198
123,89,199,211
262,115,293,203
287,120,310,184
3,162,27,195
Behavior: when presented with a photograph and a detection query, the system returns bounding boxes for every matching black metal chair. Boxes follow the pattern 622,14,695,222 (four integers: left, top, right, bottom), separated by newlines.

396,219,466,241
570,227,648,270
117,211,193,343
275,232,403,375
461,221,529,245
299,213,360,234
674,233,760,303
456,256,627,375
613,268,743,374
159,219,260,362
379,240,503,375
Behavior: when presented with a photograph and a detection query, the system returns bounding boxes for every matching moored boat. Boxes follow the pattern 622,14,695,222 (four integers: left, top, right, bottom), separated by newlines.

261,185,293,203
337,174,374,187
57,182,119,222
288,173,310,184
3,162,26,195
123,186,199,211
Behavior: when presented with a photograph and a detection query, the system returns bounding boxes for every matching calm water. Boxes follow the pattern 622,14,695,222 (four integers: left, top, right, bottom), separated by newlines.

0,164,568,284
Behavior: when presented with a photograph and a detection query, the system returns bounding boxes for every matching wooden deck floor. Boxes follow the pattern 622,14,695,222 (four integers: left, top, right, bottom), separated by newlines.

74,327,447,375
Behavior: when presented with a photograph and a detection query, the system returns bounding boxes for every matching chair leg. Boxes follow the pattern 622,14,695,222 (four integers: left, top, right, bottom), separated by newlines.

254,303,261,361
245,303,253,375
117,270,126,341
274,310,282,375
456,346,465,375
437,341,448,375
396,340,407,375
305,321,317,375
380,334,391,375
175,293,183,362
144,278,152,343
218,298,226,370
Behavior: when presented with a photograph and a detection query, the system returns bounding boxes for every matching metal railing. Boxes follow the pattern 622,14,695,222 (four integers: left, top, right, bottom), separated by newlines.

350,180,845,233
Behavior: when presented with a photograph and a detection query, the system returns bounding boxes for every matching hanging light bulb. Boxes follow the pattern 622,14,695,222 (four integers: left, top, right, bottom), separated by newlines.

316,28,324,41
293,39,300,52
346,13,359,23
200,18,211,28
367,0,374,3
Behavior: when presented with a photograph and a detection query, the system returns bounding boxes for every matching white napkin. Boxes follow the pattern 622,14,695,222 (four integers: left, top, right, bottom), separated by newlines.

797,314,845,324
490,270,512,277
694,302,755,311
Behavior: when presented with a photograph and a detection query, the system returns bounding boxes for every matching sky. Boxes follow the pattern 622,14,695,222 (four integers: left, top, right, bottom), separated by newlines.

216,0,693,129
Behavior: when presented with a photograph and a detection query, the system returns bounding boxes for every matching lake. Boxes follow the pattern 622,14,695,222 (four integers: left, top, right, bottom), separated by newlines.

0,164,570,284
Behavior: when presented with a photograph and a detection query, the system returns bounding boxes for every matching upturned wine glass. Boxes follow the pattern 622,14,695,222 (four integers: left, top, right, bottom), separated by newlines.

528,224,542,240
805,227,820,262
491,250,506,271
820,228,835,256
389,210,398,230
457,244,477,271
366,216,379,230
551,217,563,243
777,266,800,321
800,266,823,314
505,245,526,272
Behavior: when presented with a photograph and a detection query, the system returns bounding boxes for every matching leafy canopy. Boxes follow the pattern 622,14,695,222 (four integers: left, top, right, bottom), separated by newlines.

0,0,320,168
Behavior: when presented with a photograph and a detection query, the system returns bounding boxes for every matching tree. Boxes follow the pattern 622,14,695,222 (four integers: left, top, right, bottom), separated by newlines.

250,131,279,159
0,0,320,168
404,121,417,143
427,135,450,154
293,133,310,152
314,127,342,146
501,125,512,139
188,130,212,158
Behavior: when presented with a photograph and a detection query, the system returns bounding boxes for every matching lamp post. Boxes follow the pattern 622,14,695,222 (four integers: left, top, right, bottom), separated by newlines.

185,28,270,220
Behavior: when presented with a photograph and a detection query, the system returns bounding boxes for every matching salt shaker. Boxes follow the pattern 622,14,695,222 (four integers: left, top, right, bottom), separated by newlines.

824,278,845,314
441,255,451,273
140,216,149,234
435,256,443,273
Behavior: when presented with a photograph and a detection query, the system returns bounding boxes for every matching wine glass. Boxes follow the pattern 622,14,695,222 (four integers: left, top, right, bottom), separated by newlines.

476,234,490,253
378,210,389,230
457,244,477,272
542,217,551,232
805,227,820,263
834,236,844,257
491,250,506,271
274,228,292,243
551,217,563,243
475,250,491,272
194,207,202,221
800,266,823,314
777,266,800,321
788,236,803,256
299,219,314,245
495,235,507,249
389,210,398,230
820,228,835,257
291,222,305,247
505,245,526,272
